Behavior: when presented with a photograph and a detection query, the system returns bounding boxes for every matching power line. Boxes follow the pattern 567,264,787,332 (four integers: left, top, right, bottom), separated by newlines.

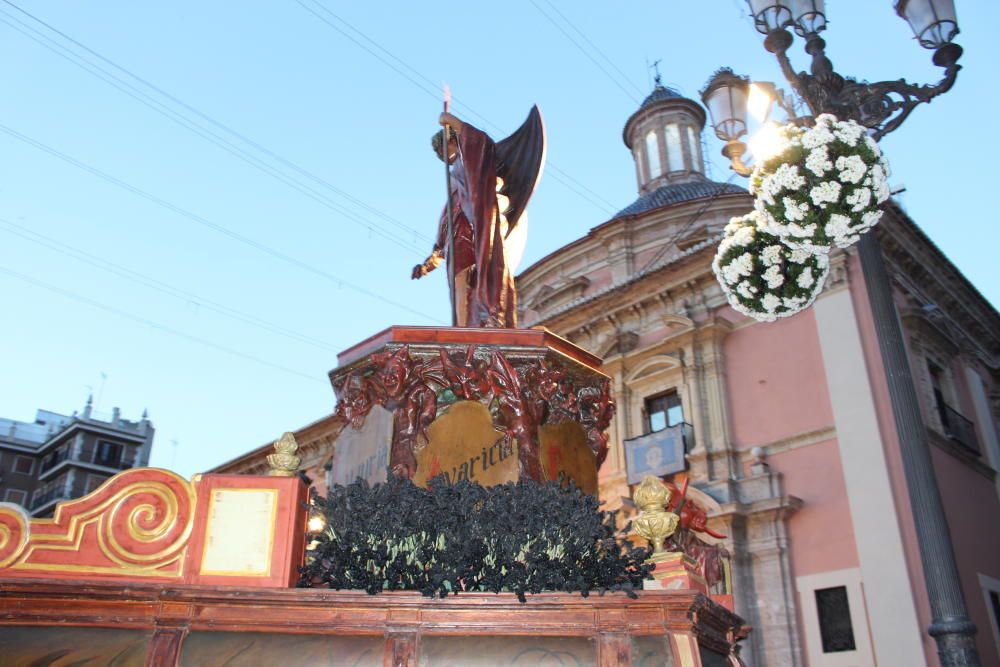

535,0,645,97
636,173,743,273
0,7,426,254
293,0,621,215
0,217,342,353
527,0,643,104
0,122,445,325
0,0,434,251
0,265,325,384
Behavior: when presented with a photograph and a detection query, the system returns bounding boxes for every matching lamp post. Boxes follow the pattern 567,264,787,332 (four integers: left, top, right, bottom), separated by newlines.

703,2,979,665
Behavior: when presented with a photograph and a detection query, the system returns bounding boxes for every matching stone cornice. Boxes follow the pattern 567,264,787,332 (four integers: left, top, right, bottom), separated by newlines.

535,243,717,331
878,205,999,366
517,195,750,300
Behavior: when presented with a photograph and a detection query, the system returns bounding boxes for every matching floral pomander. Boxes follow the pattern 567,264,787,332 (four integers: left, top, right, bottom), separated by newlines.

749,114,890,253
713,211,830,322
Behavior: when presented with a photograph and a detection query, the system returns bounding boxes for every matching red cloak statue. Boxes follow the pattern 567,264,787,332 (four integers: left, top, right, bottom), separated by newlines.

413,107,545,328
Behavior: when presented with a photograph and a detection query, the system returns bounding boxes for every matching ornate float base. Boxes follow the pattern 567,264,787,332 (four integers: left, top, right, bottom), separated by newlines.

328,326,614,494
0,581,747,666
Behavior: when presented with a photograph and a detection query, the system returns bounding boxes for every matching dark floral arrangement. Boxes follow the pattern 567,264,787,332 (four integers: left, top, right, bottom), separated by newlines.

298,476,653,602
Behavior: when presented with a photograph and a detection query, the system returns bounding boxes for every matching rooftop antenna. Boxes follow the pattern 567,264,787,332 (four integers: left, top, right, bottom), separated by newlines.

95,371,107,412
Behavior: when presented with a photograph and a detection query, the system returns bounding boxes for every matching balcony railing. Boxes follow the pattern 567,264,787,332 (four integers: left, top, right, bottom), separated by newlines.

39,449,69,473
38,449,134,477
940,404,980,456
623,422,694,484
30,487,67,510
93,456,133,470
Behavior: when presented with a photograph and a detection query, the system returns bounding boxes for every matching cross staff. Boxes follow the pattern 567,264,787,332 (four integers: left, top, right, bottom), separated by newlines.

442,85,456,325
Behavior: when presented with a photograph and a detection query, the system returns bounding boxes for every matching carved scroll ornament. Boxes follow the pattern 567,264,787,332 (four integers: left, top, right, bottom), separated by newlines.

332,345,614,482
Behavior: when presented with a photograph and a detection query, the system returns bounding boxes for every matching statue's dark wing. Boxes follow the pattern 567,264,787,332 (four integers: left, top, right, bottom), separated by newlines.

495,105,546,237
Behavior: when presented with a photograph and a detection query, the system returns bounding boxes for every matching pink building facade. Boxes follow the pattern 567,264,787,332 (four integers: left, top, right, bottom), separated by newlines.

516,84,1000,666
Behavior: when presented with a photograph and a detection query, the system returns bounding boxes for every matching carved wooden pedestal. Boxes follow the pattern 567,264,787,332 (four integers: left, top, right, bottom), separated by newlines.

0,582,748,666
328,326,614,494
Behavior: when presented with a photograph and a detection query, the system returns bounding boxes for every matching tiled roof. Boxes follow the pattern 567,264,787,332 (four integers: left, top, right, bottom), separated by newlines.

613,180,747,219
640,84,683,108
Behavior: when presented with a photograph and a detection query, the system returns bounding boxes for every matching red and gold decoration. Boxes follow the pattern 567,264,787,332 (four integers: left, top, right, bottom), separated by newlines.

633,475,733,609
328,326,614,494
0,467,306,587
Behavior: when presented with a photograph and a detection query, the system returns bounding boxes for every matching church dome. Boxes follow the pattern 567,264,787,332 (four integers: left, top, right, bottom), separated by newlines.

623,79,709,194
638,84,684,108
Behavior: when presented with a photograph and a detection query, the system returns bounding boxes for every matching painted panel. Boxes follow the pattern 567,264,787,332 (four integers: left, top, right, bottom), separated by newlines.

412,401,516,487
180,631,382,666
540,421,598,494
0,626,151,665
200,488,277,576
632,635,676,666
330,405,392,487
419,635,597,666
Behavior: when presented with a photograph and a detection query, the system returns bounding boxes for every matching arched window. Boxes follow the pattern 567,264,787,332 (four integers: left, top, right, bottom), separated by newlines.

634,147,646,182
645,130,662,178
686,125,703,173
664,124,684,172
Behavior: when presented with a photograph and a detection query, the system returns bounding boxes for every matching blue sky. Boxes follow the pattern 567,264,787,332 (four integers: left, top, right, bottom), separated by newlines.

1,0,995,477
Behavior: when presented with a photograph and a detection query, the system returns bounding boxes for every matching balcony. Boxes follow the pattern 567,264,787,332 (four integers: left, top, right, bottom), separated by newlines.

623,422,693,484
39,449,69,473
30,487,67,511
93,456,133,470
939,404,980,456
38,448,134,481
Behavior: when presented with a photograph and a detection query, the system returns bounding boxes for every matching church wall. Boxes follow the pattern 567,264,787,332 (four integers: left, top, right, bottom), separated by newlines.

840,252,938,664
721,308,835,449
814,279,929,663
932,442,1000,664
772,439,858,577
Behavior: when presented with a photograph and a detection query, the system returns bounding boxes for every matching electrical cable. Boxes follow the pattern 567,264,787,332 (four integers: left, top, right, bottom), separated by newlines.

0,1,434,250
526,0,642,104
636,172,743,274
0,265,326,384
535,0,645,98
0,218,343,353
293,0,620,215
0,122,446,325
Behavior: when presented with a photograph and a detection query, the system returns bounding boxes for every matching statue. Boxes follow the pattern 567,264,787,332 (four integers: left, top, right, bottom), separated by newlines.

412,107,546,328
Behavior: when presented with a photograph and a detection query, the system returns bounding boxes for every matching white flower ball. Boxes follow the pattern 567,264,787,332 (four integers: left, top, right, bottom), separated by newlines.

749,115,891,254
713,211,830,323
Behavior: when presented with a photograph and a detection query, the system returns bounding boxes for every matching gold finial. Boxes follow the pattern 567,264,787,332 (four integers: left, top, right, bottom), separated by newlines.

267,432,301,477
632,475,679,553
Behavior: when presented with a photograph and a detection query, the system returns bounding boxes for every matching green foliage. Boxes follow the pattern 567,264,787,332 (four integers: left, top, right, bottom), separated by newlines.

299,476,652,602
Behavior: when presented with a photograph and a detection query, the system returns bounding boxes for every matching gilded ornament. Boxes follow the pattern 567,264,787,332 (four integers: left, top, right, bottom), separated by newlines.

632,475,679,554
267,432,301,477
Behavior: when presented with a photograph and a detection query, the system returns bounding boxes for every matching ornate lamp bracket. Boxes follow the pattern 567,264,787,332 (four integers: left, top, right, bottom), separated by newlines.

765,28,961,139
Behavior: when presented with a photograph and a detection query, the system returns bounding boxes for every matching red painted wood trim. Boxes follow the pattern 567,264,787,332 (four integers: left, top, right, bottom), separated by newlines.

336,326,603,369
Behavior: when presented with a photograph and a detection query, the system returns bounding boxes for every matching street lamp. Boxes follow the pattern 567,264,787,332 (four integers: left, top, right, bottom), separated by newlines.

745,0,962,139
896,0,959,50
704,3,978,665
790,0,826,36
700,68,752,175
700,72,789,174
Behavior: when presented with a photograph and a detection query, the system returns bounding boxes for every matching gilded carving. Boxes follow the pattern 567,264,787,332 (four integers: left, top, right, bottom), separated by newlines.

267,432,301,477
332,344,614,485
632,476,679,553
0,468,195,577
0,503,29,568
